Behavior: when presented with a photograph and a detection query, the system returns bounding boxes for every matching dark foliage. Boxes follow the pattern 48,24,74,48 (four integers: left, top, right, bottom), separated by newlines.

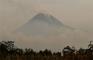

0,40,93,60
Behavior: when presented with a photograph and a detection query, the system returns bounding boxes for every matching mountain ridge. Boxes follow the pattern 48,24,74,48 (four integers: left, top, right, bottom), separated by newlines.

17,13,74,36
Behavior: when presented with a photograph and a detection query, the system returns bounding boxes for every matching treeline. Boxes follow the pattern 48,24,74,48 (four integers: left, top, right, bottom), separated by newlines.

0,40,93,60
0,41,61,56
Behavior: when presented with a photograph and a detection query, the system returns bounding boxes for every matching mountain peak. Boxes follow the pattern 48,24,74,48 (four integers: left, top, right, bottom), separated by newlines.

30,12,63,26
17,12,65,36
32,13,52,19
35,13,49,16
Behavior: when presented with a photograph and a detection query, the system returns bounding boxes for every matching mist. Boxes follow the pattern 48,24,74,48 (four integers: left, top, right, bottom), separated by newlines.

1,0,93,51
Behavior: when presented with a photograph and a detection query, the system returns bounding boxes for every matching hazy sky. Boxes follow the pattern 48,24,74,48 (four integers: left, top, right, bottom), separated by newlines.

1,0,93,51
1,0,93,32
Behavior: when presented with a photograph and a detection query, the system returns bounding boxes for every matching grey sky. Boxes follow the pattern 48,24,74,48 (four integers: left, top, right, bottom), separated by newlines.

1,0,93,51
1,0,93,32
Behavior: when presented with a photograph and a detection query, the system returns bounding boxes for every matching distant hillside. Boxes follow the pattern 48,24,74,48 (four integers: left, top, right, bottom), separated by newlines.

17,13,73,36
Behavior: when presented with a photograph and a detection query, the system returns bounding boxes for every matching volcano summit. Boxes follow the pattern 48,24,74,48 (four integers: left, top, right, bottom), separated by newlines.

17,13,71,36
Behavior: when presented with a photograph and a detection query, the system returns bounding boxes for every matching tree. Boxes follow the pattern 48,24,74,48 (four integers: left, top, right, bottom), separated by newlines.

39,50,44,56
63,46,75,56
24,48,36,56
53,52,61,56
78,48,86,55
43,49,52,56
15,48,24,55
0,41,15,55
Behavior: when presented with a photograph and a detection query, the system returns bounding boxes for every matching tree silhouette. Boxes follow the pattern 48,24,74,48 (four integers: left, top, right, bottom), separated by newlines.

24,48,36,56
0,40,93,60
63,46,75,56
53,52,61,56
43,49,52,56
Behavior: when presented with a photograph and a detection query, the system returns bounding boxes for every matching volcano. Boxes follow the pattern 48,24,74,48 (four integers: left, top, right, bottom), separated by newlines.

15,13,92,50
17,13,72,36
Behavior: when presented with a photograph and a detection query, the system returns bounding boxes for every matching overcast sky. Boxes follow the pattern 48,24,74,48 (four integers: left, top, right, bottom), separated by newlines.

1,0,93,51
1,0,93,31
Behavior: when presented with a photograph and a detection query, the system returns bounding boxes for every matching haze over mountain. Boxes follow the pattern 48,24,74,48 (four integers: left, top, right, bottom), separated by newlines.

1,0,93,52
17,13,73,37
15,13,92,51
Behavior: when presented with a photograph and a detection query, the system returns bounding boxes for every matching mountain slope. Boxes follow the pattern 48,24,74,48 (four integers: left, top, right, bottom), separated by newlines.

17,13,73,36
15,13,92,51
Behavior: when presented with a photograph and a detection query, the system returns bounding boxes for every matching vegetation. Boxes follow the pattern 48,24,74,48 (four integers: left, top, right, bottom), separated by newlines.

0,40,93,60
